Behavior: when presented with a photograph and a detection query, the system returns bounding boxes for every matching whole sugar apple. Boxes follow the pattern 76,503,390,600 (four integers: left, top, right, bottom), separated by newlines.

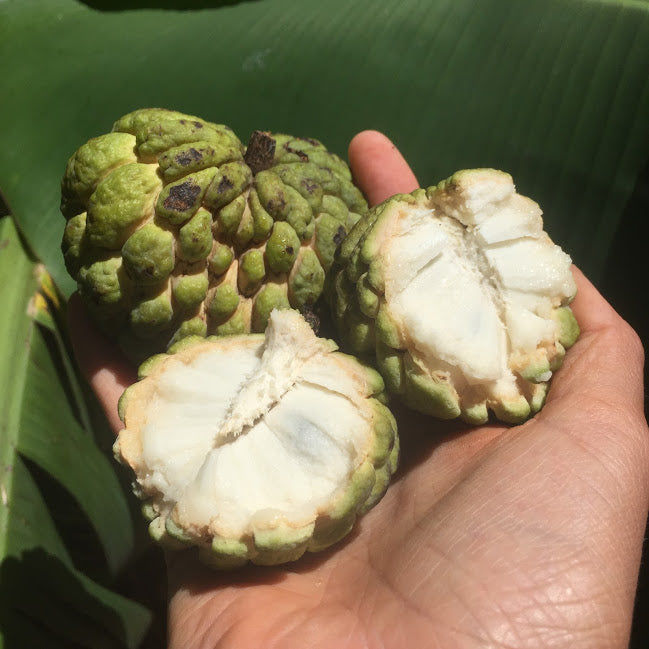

330,169,580,424
114,309,399,568
61,108,367,361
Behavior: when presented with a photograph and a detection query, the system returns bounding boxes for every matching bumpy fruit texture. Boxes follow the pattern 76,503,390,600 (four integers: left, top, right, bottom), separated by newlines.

331,169,579,424
61,108,367,361
114,309,399,568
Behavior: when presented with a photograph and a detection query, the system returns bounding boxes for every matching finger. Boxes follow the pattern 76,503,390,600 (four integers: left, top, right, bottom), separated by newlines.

547,266,646,422
348,130,419,205
67,293,137,433
569,266,632,333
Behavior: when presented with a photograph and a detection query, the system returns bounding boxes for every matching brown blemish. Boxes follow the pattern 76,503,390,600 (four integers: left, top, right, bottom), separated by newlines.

301,178,318,194
163,182,201,211
217,176,234,194
333,225,346,246
175,148,203,167
283,142,309,162
265,195,286,213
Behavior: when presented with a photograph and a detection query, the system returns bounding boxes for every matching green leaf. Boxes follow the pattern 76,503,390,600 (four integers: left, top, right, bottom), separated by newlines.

17,323,136,577
0,216,151,648
1,0,648,290
0,217,39,562
1,457,151,649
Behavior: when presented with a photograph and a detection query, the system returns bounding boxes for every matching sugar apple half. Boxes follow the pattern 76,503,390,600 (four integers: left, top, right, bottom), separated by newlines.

114,309,399,568
61,108,367,361
330,169,580,425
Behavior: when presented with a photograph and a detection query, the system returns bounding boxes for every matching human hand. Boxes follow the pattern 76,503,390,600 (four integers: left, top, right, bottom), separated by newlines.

69,131,649,649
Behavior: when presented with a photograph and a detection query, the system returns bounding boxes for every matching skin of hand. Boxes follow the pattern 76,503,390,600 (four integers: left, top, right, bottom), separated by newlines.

68,131,649,649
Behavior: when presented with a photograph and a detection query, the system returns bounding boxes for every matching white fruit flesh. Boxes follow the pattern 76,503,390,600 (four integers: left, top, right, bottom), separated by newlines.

381,173,575,401
116,310,377,540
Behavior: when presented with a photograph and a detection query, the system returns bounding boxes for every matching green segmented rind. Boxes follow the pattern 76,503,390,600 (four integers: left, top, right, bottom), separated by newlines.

288,248,325,308
155,168,218,225
355,272,380,318
61,132,138,219
172,273,209,311
199,537,249,570
168,317,208,347
460,402,489,426
77,255,127,307
492,396,532,425
158,143,243,182
146,517,190,551
401,355,462,420
208,241,235,276
208,280,240,323
518,356,552,384
136,353,168,380
251,522,316,566
554,306,580,348
61,212,88,277
62,109,368,362
130,291,174,337
165,333,212,355
178,208,214,262
238,248,266,296
217,193,247,237
212,304,248,335
251,283,290,332
86,163,162,249
265,221,300,274
121,223,175,284
204,161,253,212
116,385,134,425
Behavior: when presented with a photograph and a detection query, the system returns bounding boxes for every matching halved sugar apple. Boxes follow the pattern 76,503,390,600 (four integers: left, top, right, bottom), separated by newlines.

61,108,367,362
114,309,399,568
331,169,580,425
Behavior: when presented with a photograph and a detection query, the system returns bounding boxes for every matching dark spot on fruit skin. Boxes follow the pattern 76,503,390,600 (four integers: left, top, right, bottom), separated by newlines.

193,121,203,128
286,246,294,255
217,177,234,194
283,143,309,162
266,197,287,214
301,179,318,194
164,182,201,211
333,225,346,246
175,148,203,167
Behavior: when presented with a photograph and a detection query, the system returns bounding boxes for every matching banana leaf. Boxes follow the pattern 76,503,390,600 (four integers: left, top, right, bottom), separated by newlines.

1,0,648,646
0,216,152,647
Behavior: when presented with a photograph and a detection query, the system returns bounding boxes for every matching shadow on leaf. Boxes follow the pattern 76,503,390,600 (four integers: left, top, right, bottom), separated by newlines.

0,549,129,649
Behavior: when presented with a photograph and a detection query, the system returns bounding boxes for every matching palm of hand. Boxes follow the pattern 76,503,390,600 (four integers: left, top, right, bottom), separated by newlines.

167,301,646,649
69,131,649,649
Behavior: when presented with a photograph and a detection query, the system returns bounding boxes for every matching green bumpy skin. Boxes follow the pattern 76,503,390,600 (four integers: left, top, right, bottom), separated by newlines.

329,169,580,425
114,309,399,568
61,108,367,362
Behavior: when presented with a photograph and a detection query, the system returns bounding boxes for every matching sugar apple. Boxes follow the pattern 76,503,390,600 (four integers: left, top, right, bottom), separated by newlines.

61,108,367,361
330,169,579,424
114,309,399,568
